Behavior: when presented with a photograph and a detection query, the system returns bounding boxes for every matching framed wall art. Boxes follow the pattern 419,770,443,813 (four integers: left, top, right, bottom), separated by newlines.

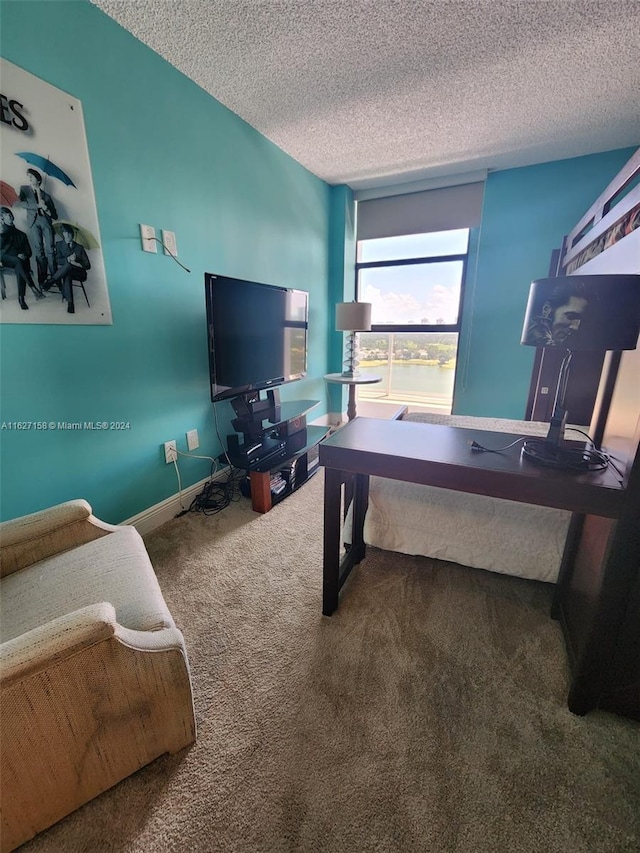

0,58,112,325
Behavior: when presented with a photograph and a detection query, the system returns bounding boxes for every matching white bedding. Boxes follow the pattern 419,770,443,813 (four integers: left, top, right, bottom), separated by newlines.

363,413,572,583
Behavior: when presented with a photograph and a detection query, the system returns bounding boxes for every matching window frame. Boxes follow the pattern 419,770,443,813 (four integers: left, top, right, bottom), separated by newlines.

355,239,469,334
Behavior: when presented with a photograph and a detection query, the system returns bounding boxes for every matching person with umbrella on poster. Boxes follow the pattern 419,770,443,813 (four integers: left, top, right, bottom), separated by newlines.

0,206,45,309
18,168,58,286
42,223,91,314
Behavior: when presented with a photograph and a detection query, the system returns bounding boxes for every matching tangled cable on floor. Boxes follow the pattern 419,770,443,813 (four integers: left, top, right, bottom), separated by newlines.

179,466,245,516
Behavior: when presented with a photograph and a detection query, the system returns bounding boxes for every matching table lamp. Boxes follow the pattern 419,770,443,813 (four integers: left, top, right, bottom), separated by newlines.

335,301,372,377
520,274,640,468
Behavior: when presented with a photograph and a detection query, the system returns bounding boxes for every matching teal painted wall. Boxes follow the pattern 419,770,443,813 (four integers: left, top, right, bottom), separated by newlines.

0,1,331,522
1,2,634,522
326,185,356,415
454,147,637,418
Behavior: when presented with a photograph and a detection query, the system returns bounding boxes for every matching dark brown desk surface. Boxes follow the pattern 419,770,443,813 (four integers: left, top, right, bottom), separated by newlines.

319,417,625,615
320,417,624,517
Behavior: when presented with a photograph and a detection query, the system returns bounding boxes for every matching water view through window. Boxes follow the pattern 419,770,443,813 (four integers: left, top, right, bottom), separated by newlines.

357,332,458,412
355,229,468,413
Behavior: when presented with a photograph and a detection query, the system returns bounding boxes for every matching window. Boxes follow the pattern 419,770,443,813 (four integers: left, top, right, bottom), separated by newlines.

355,228,470,413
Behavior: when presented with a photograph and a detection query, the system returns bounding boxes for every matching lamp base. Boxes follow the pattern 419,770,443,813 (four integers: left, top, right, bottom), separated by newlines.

521,399,596,470
342,331,361,376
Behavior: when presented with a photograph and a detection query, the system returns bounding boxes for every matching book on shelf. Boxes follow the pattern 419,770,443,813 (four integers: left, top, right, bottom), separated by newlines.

269,472,287,496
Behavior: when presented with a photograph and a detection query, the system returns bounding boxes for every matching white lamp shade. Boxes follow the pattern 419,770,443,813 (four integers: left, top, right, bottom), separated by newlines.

335,302,372,331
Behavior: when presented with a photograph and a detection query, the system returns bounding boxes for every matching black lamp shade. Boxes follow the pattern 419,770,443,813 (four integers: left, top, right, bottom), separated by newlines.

521,275,640,351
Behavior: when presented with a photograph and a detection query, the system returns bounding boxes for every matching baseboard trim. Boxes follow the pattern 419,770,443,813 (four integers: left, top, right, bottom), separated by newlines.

122,468,231,536
312,412,344,428
124,417,339,536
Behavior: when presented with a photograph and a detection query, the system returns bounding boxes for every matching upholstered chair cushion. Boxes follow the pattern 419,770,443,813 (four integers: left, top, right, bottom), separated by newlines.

1,526,174,642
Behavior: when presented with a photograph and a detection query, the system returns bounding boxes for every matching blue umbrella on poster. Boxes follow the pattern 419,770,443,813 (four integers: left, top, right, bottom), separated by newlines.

15,152,76,188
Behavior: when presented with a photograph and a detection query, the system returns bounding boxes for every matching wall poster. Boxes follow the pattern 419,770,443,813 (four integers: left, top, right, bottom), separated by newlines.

0,58,112,325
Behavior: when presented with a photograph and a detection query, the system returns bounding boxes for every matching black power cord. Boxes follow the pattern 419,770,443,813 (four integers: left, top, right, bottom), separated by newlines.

184,464,244,516
469,437,527,453
148,236,191,272
520,439,608,471
469,428,611,473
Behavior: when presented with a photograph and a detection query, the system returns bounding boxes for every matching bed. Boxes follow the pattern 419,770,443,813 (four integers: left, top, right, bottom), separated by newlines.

360,147,640,587
362,413,571,583
551,147,640,718
562,147,640,279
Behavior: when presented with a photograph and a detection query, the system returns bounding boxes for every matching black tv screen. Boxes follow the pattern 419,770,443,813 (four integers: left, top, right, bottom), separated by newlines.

205,273,309,403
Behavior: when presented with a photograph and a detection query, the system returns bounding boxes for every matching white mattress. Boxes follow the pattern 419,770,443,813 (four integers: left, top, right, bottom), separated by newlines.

362,413,572,583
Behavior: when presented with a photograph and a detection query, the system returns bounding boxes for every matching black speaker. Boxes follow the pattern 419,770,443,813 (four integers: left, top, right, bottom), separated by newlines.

278,414,307,438
231,397,252,419
285,428,307,454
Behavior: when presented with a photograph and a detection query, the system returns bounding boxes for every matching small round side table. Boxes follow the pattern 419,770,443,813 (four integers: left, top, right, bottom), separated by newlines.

323,373,382,421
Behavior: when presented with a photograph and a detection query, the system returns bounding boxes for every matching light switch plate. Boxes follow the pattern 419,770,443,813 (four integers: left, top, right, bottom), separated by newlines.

140,224,157,253
186,429,199,451
162,230,177,257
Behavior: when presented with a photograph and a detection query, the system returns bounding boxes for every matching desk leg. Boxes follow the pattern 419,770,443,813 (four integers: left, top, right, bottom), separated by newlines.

348,472,368,567
344,477,353,524
323,467,343,616
323,469,370,616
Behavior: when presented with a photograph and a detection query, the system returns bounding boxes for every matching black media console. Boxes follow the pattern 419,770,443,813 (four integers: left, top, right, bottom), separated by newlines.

224,389,328,513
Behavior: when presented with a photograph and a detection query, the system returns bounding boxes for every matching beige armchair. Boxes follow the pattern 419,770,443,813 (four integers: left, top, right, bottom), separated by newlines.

0,500,196,852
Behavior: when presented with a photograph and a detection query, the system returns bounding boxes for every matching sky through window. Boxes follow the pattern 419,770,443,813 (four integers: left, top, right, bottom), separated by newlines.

358,229,468,325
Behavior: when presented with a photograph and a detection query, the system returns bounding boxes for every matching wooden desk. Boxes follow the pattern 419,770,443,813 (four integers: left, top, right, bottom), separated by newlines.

319,417,624,616
320,416,640,718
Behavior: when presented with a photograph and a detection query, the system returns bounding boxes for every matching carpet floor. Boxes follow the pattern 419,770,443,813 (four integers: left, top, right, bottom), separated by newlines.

23,472,640,852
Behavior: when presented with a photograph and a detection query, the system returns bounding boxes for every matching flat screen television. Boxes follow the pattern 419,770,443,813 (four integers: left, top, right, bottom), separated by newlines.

205,273,309,403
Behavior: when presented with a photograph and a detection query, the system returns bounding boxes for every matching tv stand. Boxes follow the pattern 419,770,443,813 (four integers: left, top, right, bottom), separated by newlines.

224,391,328,513
230,388,282,440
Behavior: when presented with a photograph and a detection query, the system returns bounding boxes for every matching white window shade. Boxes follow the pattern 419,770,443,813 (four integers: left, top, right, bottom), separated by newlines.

356,181,485,241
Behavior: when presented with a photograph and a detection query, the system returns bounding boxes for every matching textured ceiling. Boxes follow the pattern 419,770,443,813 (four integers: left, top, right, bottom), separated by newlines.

92,0,640,190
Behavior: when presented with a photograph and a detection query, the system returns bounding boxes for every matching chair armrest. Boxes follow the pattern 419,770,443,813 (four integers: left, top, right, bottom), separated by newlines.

114,624,190,655
1,605,196,849
0,499,121,577
1,602,117,687
0,603,190,688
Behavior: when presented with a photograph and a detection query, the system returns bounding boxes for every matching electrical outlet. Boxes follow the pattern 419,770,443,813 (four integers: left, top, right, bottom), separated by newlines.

162,229,177,257
164,440,177,464
140,224,157,253
186,429,199,451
